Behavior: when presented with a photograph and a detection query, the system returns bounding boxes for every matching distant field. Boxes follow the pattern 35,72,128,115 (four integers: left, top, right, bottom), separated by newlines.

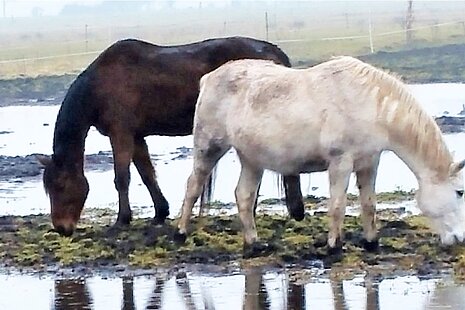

1,1,465,78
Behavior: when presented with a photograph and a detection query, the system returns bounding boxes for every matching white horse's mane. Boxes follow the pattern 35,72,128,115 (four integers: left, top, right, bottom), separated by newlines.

329,56,453,178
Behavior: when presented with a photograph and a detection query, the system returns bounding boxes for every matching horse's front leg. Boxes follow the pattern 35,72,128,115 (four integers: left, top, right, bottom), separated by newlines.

235,155,264,255
327,156,353,251
283,175,304,221
111,134,135,226
133,137,170,224
355,155,380,251
176,146,227,242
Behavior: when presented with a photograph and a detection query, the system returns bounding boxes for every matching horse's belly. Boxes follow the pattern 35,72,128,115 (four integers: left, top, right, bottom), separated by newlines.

233,139,325,175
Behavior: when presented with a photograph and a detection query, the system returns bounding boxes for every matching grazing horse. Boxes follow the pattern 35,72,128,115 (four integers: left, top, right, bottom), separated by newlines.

37,37,304,236
177,57,465,253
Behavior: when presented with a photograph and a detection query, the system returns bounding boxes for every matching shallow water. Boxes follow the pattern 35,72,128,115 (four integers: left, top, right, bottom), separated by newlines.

1,84,465,309
1,84,465,217
0,269,464,310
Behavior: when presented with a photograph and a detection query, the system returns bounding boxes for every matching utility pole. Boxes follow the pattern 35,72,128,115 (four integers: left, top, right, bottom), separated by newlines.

3,0,6,18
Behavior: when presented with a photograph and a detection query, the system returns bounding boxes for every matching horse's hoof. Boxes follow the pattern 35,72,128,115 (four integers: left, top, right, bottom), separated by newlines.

115,214,132,226
243,241,274,259
328,245,343,256
152,216,166,225
289,209,305,221
287,201,305,221
113,220,130,228
153,204,170,224
361,238,379,252
328,238,343,256
174,231,187,244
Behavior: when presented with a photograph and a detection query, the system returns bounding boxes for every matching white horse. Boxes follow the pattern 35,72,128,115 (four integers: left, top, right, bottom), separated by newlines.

176,56,465,252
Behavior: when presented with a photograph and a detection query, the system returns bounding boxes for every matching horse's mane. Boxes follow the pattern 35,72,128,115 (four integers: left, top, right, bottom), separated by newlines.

330,56,453,178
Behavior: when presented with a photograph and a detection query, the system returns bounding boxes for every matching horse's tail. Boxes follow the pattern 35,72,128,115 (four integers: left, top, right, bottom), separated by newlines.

275,173,284,201
199,163,218,216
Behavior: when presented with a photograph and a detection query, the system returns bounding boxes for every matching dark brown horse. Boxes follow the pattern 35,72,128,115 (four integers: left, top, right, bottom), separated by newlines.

38,37,304,236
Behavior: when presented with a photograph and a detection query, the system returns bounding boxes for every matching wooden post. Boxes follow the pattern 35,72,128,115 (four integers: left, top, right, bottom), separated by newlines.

406,0,414,45
85,24,88,52
368,11,374,53
265,11,269,41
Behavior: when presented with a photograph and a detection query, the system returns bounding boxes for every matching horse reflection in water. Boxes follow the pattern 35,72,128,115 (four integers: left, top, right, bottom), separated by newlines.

38,36,304,237
53,279,92,310
177,56,465,253
52,272,465,309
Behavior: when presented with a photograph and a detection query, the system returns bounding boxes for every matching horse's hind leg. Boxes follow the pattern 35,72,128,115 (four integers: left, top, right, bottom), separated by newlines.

283,175,304,221
133,137,170,223
235,154,264,248
110,134,135,226
327,156,353,250
355,155,380,251
176,143,228,240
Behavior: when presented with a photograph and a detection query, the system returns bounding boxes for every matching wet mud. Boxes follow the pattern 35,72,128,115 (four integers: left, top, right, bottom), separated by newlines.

1,205,465,280
0,148,192,181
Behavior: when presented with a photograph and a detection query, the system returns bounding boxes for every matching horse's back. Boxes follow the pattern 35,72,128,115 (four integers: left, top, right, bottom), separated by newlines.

62,37,291,137
195,58,388,174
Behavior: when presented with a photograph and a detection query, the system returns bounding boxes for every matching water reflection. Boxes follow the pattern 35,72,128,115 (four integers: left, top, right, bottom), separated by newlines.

54,279,92,310
122,277,135,310
0,270,462,309
145,276,165,309
244,268,269,310
365,278,379,310
287,282,305,310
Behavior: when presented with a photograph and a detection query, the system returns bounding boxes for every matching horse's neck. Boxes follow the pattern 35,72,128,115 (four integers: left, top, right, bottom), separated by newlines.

52,100,92,171
382,99,452,182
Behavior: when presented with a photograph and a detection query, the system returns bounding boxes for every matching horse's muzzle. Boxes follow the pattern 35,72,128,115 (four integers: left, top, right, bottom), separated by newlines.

54,224,75,237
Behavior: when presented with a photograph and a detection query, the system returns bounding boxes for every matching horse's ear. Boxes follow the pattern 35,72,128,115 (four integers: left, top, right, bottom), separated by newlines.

36,154,52,167
450,159,465,176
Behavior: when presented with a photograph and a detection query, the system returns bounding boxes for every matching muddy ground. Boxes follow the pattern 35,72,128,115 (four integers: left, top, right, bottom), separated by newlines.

1,195,465,281
0,148,191,182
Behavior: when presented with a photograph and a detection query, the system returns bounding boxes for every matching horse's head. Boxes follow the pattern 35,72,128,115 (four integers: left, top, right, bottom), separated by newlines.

416,159,465,245
38,155,89,236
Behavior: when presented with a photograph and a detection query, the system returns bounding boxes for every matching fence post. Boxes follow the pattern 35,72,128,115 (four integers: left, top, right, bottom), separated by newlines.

265,11,269,41
368,11,374,53
406,0,414,45
85,24,88,52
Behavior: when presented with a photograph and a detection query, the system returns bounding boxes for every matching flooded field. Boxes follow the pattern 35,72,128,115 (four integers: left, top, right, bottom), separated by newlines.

0,269,464,309
1,83,465,309
1,84,465,217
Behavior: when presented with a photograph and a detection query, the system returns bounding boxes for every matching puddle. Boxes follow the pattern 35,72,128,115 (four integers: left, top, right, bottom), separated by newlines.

0,269,463,309
1,84,465,217
1,84,465,309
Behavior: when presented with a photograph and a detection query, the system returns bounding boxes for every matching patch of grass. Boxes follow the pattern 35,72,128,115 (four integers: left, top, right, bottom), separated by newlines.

380,237,408,251
129,247,170,268
1,210,465,278
259,198,284,205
